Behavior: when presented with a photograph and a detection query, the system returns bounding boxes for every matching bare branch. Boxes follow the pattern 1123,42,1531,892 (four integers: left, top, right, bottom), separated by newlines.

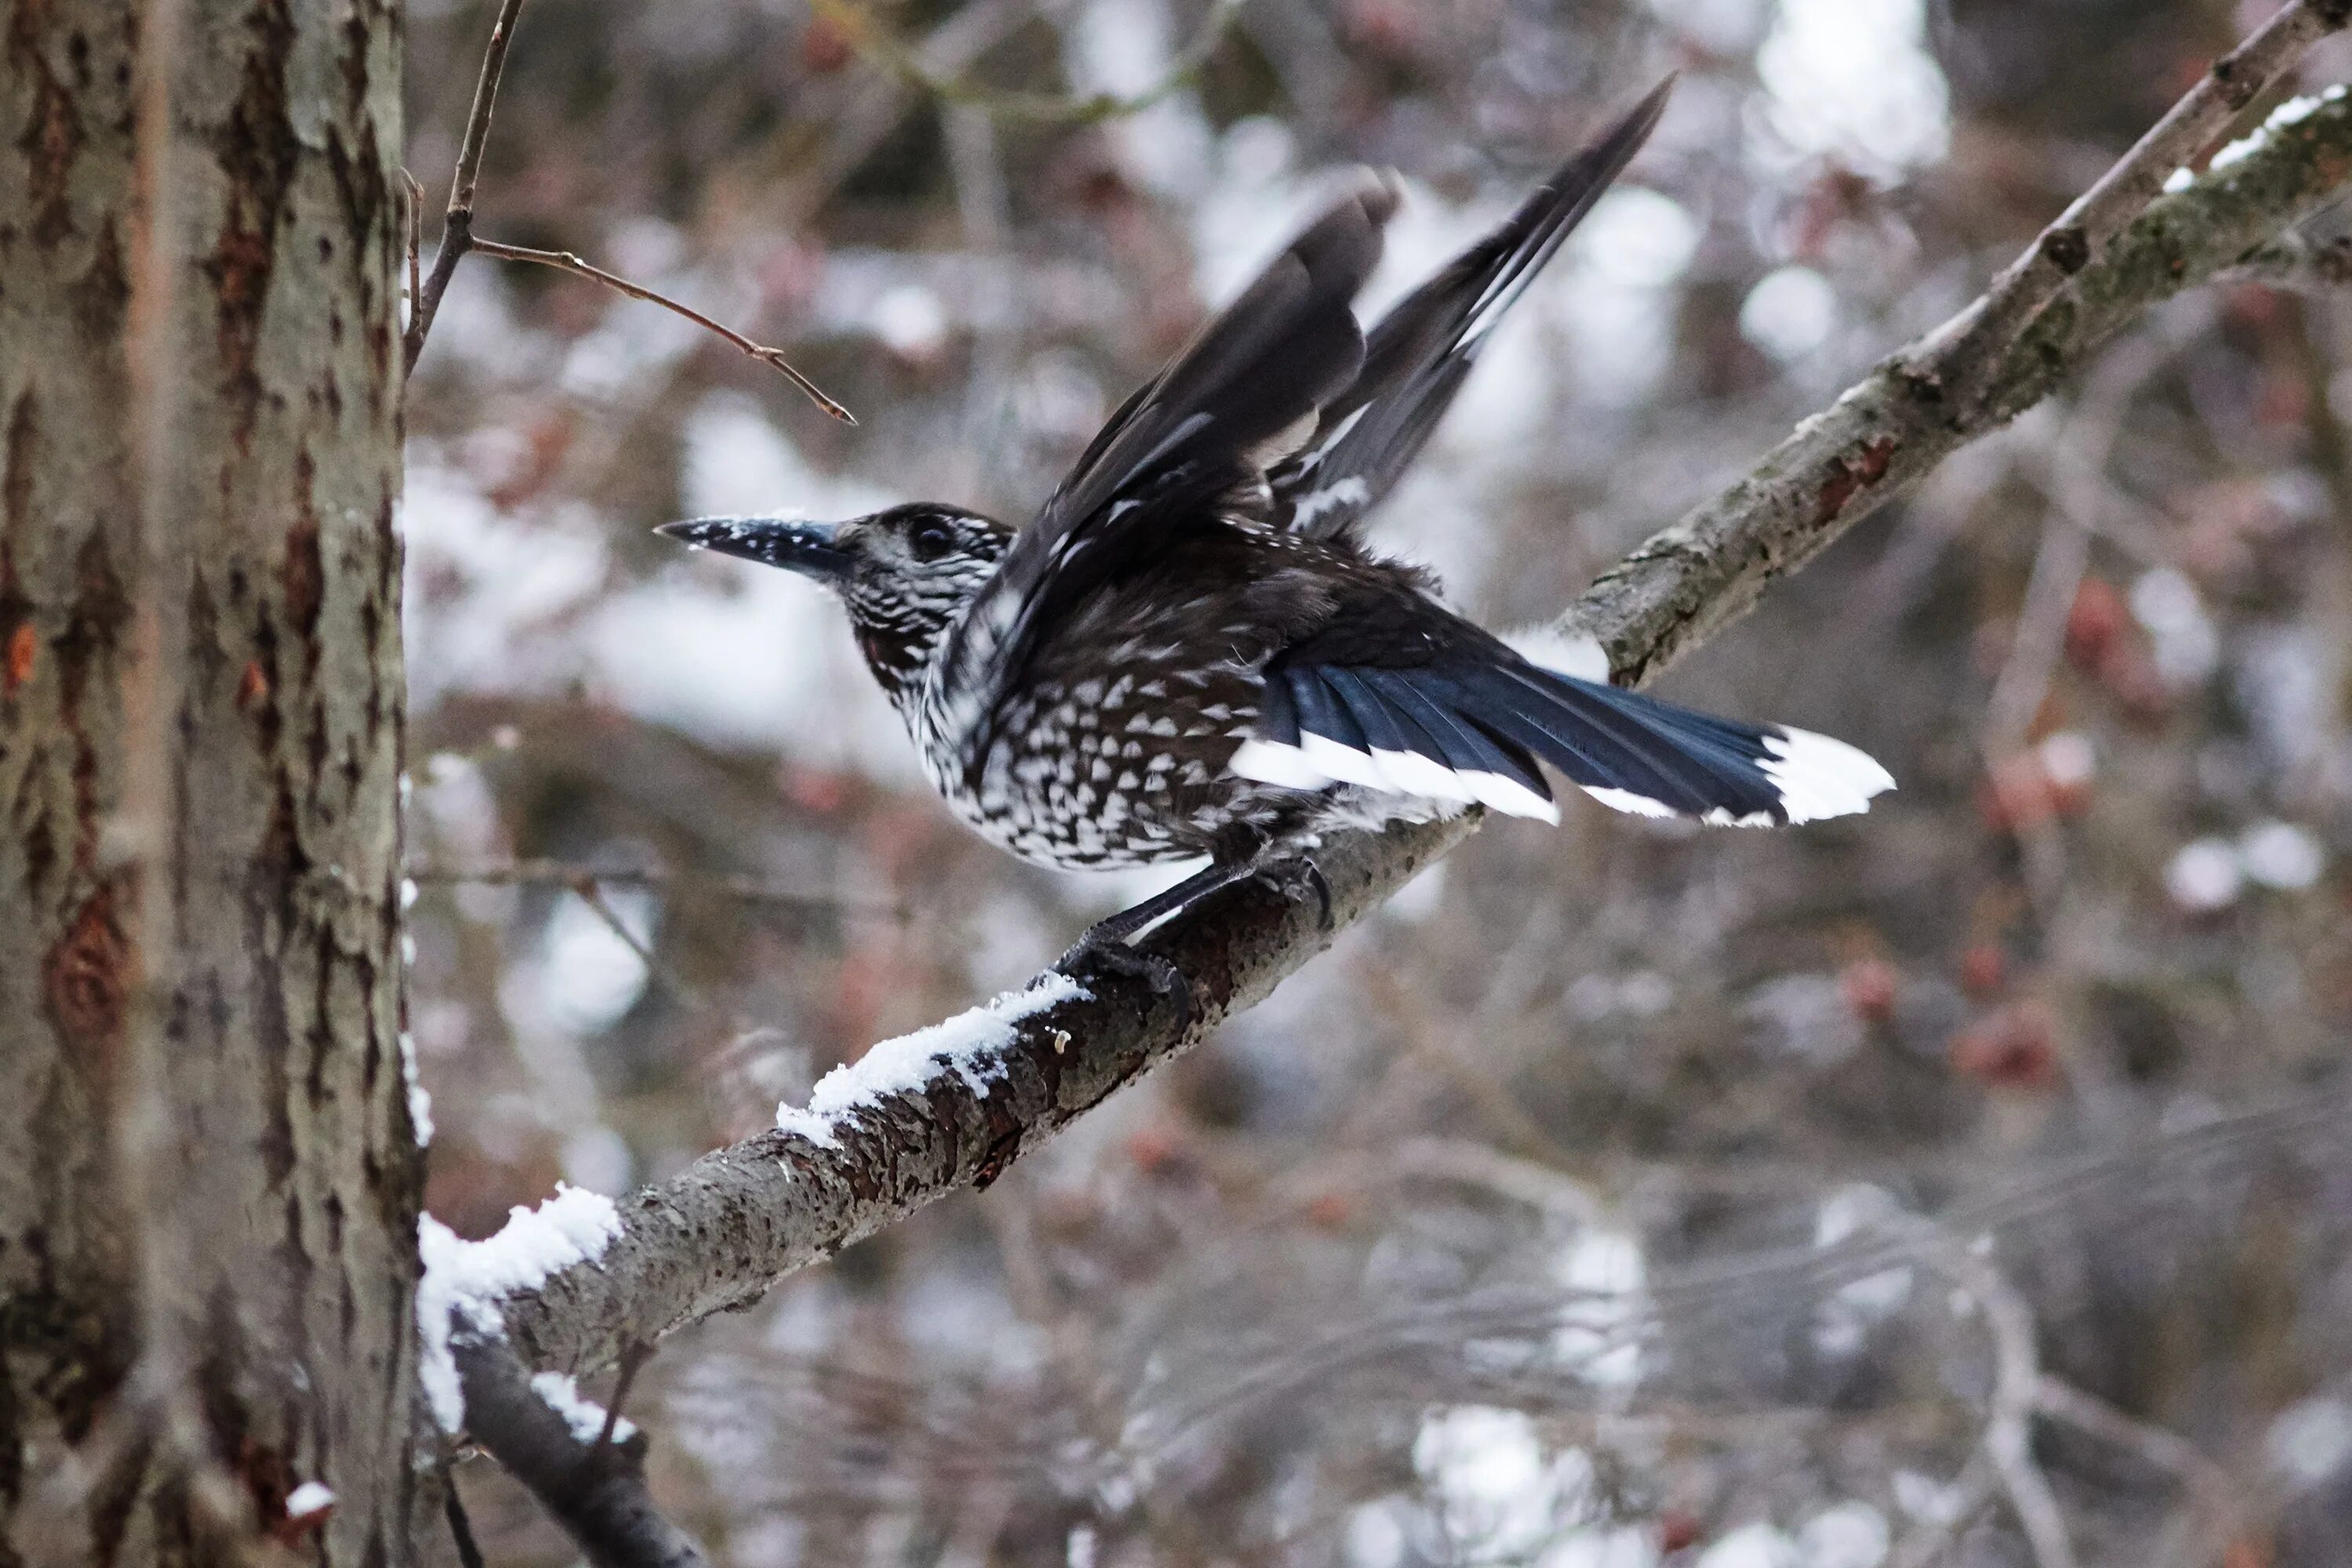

467,239,855,423
400,5,855,423
474,50,2352,1386
809,0,1246,124
406,0,528,367
401,166,424,336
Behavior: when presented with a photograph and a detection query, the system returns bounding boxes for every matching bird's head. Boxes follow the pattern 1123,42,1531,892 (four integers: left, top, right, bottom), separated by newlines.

657,502,1012,700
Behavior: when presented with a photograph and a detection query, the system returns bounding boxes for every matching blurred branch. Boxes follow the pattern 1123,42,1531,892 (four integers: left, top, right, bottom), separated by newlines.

467,240,855,422
475,51,2352,1384
2031,1377,2245,1563
401,0,852,422
451,1334,710,1568
1929,1235,2079,1568
808,0,1245,124
407,858,903,920
2223,227,2352,289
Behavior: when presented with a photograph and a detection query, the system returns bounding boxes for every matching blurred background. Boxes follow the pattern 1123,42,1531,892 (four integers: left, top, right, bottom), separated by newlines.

401,1,2352,1562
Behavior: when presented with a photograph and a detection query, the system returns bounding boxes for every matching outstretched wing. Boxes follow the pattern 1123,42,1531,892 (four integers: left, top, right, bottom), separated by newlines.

1270,78,1675,539
927,178,1399,773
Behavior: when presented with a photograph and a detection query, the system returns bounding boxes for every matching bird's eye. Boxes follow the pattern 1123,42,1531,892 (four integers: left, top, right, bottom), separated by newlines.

908,517,955,561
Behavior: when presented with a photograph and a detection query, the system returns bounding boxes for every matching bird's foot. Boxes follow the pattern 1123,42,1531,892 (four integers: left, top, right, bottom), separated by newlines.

1255,854,1335,931
1054,924,1194,1030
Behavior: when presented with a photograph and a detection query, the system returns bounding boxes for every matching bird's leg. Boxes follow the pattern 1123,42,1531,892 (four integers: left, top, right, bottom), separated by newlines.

1054,860,1254,1023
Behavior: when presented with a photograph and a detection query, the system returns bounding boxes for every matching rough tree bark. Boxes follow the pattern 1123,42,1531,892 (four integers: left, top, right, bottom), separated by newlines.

0,0,421,1563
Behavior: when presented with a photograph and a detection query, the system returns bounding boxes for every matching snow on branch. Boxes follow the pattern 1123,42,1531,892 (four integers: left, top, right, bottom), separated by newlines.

474,68,2352,1386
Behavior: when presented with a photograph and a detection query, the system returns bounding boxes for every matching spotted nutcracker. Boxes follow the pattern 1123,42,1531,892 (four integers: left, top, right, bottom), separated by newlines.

659,82,1893,982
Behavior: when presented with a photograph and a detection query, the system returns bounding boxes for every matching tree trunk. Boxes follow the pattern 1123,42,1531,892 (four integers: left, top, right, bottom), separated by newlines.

0,0,421,1562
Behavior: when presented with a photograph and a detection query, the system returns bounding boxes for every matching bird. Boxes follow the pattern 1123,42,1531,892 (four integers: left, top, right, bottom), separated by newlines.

658,81,1893,991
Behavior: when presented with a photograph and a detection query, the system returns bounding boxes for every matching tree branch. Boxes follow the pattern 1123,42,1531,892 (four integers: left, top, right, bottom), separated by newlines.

808,0,1247,125
451,1334,710,1568
406,0,527,367
466,240,855,423
1901,0,2348,416
474,68,2352,1381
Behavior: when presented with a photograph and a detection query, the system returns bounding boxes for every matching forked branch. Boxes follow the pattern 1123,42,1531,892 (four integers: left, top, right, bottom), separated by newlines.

402,0,850,423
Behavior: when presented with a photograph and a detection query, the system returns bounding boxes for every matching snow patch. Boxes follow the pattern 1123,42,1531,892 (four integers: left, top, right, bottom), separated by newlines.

2241,819,2325,891
285,1481,336,1520
416,1185,623,1432
532,1369,639,1445
399,1031,434,1146
2269,1395,2352,1487
1552,1229,1652,1392
1740,266,1839,362
2212,86,2347,176
1695,1523,1798,1568
774,974,1091,1144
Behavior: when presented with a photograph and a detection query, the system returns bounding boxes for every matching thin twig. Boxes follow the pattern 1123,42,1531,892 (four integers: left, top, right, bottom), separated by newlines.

445,1485,489,1568
407,0,529,368
809,0,1247,124
470,238,855,423
405,858,902,920
400,0,854,423
401,167,425,334
1904,0,2349,412
598,1340,654,1452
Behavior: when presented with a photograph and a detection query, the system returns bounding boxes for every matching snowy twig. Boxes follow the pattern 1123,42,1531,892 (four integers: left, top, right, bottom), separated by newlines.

1898,0,2349,417
481,47,2352,1385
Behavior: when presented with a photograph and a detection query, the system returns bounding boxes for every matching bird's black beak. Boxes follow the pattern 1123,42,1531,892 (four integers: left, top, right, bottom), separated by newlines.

655,516,855,584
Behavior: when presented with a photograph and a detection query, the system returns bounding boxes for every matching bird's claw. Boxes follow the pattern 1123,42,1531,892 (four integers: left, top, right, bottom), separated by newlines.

1256,855,1334,931
1055,929,1195,1031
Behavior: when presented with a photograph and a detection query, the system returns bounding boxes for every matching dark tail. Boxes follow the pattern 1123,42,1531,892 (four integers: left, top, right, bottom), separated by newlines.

1232,643,1893,827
